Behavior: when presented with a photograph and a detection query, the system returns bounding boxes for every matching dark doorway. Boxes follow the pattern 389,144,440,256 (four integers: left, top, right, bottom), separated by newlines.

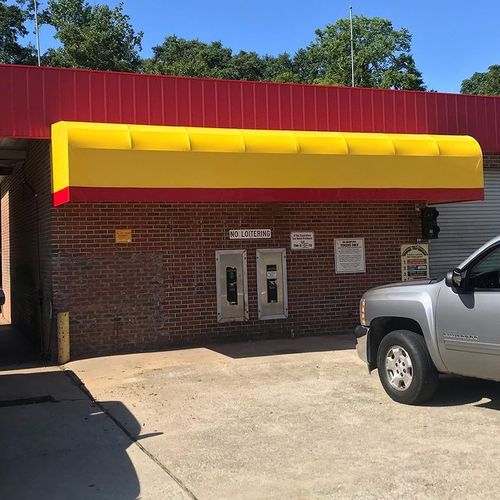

0,324,39,369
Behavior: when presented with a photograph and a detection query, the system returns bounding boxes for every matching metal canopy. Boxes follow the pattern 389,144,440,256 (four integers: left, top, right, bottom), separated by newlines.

51,121,483,206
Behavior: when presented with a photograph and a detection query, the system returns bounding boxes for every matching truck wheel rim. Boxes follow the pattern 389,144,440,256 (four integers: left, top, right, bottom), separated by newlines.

385,345,413,391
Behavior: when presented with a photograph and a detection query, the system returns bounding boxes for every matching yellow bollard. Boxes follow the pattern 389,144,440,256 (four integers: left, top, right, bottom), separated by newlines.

57,312,70,364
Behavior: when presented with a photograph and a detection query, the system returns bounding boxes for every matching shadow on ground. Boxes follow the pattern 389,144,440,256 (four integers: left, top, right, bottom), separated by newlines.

0,324,41,370
206,333,355,358
426,375,500,410
0,369,146,500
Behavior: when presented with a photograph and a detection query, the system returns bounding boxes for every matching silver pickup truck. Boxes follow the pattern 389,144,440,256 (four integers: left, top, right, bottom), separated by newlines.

356,236,500,404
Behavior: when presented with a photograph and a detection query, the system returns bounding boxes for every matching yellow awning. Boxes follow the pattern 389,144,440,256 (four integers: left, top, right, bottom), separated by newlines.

51,121,483,206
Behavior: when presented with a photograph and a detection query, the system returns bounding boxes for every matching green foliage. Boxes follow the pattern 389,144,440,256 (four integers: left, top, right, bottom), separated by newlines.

145,17,424,90
229,50,266,81
3,3,427,91
0,0,36,64
144,36,304,83
263,53,304,83
303,16,425,90
461,65,500,96
43,0,143,71
143,36,233,78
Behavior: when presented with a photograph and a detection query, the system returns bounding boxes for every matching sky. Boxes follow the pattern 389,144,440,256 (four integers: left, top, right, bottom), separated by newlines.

33,0,500,93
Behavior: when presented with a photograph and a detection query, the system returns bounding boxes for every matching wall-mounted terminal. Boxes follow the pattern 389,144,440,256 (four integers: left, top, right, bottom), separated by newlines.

216,250,249,322
256,248,288,320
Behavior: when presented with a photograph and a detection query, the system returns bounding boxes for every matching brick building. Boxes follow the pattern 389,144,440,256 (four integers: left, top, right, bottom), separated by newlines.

0,64,497,359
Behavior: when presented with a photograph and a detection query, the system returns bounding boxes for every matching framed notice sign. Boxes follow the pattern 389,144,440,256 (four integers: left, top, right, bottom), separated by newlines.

290,231,315,250
401,244,429,281
334,238,366,274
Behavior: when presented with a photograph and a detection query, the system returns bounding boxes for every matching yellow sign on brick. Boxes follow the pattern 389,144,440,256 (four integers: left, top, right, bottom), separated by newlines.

115,229,132,243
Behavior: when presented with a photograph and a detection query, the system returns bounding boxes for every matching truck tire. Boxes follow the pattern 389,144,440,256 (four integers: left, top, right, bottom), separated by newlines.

377,330,439,405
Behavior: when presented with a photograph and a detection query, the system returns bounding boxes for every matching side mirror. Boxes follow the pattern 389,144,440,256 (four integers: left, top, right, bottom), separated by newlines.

445,268,464,288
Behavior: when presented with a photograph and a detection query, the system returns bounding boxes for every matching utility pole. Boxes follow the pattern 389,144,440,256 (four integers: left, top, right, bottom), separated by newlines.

33,0,41,66
349,5,354,87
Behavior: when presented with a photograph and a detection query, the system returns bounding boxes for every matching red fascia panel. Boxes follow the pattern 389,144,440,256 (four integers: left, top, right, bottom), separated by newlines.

1,64,499,152
53,186,484,207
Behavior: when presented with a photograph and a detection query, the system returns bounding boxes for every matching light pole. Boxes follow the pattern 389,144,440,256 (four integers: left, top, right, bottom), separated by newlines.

33,0,41,66
349,5,354,87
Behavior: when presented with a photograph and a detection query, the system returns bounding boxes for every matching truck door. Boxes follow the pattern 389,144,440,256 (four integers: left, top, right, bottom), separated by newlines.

435,244,500,380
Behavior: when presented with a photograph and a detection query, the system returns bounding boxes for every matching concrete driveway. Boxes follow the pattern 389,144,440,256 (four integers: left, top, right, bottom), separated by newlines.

0,365,191,500
65,335,500,499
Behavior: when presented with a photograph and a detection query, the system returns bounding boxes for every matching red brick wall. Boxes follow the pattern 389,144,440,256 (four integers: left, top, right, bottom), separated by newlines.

51,201,422,358
1,140,53,353
2,148,497,359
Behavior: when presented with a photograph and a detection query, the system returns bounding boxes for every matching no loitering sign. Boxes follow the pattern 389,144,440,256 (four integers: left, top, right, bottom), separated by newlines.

229,229,272,239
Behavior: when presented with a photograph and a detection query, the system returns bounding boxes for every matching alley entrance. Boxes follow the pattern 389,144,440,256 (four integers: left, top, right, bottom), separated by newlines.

0,138,52,363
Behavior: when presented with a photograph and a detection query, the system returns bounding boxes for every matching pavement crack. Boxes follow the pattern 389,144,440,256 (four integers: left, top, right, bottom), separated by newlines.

0,395,58,407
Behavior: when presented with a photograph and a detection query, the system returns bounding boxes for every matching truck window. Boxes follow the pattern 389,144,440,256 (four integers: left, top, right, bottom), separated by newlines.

469,246,500,289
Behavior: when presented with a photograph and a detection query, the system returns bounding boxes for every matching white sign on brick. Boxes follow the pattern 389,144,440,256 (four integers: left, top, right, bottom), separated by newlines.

290,231,315,250
334,238,366,274
229,229,272,239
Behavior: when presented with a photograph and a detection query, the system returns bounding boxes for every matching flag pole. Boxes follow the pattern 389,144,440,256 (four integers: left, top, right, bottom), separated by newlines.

33,0,41,66
349,5,354,87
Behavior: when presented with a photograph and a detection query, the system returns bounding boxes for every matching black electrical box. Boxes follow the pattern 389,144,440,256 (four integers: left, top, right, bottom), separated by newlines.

421,207,440,239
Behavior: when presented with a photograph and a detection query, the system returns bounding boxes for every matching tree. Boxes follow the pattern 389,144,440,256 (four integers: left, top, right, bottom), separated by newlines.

144,18,424,89
143,36,233,78
263,53,304,83
302,16,425,90
43,0,142,72
229,50,266,81
98,13,425,90
144,37,306,83
461,65,500,96
0,0,36,64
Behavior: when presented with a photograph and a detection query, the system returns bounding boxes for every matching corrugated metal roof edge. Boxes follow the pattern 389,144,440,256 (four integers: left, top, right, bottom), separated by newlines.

3,62,500,100
1,64,499,153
